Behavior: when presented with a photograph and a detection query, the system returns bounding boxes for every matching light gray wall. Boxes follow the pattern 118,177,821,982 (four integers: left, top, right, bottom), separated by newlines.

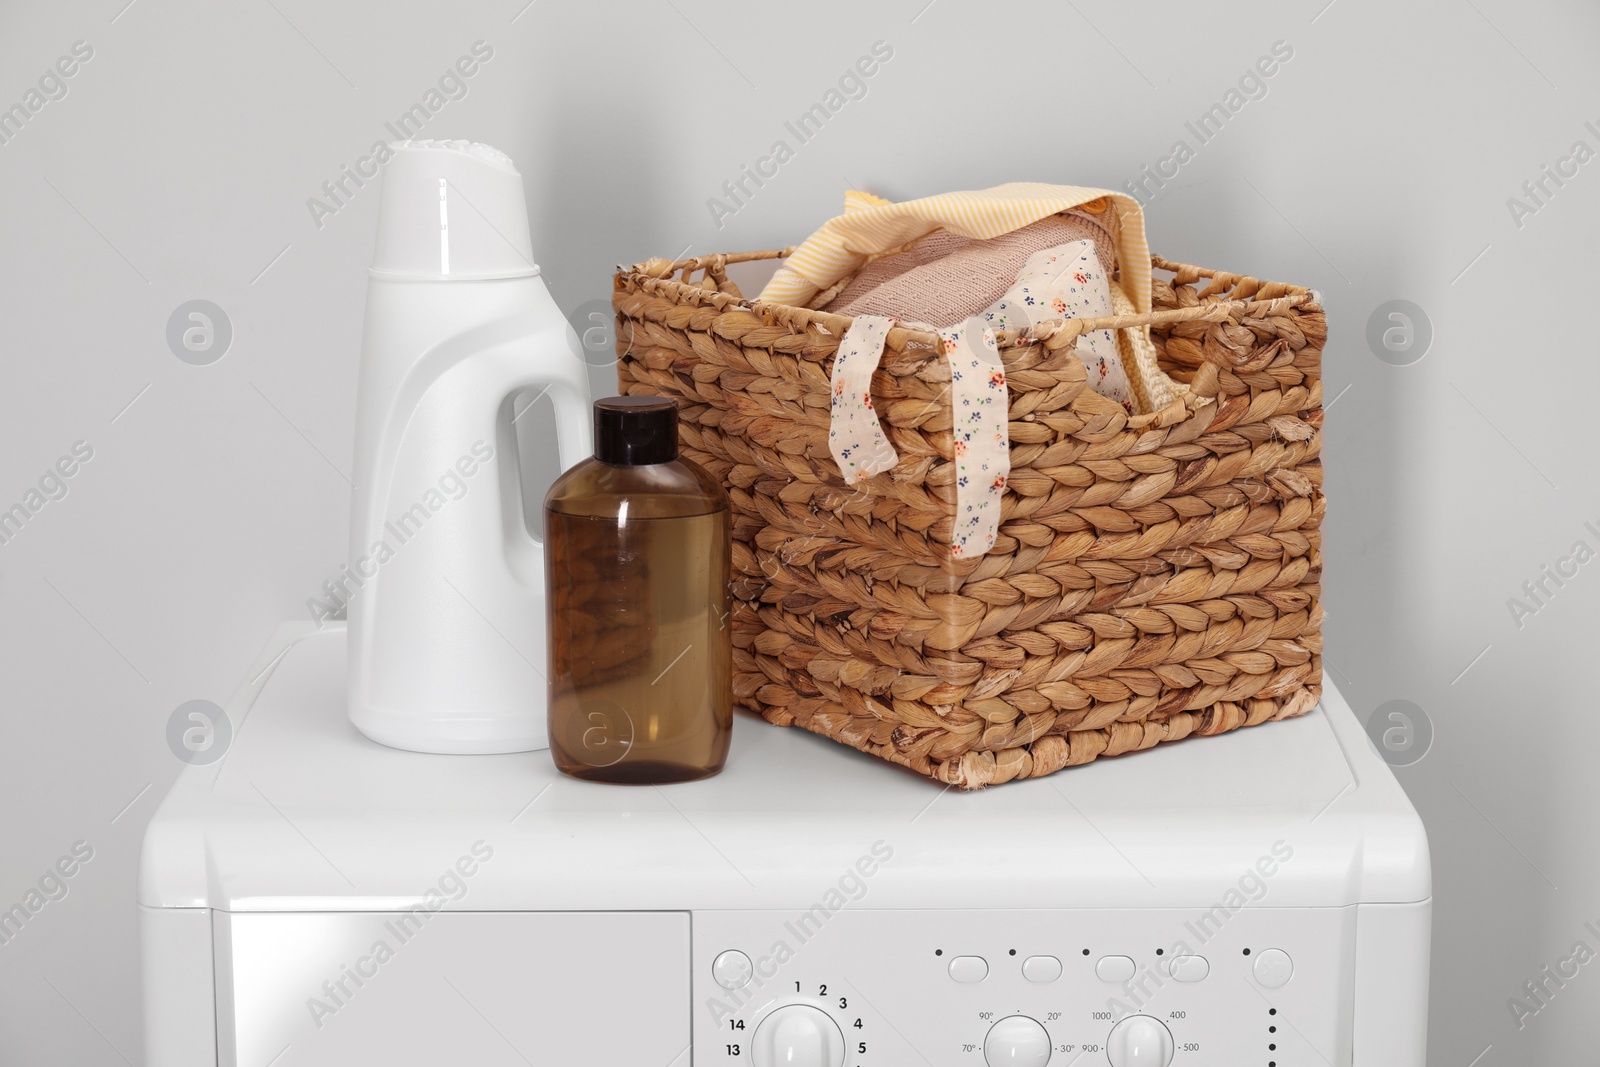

0,0,1595,1062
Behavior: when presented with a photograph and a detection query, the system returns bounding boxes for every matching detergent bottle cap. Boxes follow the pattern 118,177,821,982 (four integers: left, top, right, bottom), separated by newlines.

370,140,539,280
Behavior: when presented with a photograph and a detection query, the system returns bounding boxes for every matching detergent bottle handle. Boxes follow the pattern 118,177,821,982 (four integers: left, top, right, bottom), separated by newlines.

488,318,593,590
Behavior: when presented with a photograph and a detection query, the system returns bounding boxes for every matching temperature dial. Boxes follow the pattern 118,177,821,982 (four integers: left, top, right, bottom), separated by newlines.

1106,1015,1174,1067
983,1015,1051,1066
752,1004,845,1067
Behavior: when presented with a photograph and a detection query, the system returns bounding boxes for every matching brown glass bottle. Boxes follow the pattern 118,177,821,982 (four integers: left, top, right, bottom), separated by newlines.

543,397,731,783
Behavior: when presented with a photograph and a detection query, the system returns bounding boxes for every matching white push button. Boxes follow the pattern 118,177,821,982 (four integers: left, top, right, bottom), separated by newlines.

712,949,753,990
1167,954,1208,982
1096,954,1137,982
1022,955,1062,982
948,955,988,982
1253,948,1293,988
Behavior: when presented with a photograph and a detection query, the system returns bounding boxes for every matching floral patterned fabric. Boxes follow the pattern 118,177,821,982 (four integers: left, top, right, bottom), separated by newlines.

977,239,1131,413
940,321,1010,557
827,239,1128,558
827,314,898,484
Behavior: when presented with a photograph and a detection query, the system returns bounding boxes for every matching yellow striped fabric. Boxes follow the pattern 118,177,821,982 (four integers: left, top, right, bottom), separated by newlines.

760,182,1152,315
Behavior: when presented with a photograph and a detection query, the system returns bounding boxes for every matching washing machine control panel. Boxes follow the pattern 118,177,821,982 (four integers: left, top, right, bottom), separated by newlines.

694,908,1351,1065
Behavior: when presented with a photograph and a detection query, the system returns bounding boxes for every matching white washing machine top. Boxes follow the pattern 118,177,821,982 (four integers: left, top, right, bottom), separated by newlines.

141,622,1429,914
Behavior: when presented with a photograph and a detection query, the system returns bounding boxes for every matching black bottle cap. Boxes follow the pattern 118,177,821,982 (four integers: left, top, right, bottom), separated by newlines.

594,395,678,466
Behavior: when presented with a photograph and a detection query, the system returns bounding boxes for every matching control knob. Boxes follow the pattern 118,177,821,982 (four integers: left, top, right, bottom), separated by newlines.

1106,1015,1174,1067
983,1014,1051,1066
751,1004,845,1067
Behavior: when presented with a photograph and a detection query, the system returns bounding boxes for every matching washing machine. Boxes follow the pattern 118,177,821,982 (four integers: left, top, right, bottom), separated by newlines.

141,622,1429,1066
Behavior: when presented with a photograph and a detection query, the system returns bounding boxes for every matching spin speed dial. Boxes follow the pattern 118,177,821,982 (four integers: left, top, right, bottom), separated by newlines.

752,1004,845,1067
1106,1015,1174,1067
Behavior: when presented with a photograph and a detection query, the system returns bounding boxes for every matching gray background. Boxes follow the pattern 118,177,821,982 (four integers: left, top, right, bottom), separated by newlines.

0,0,1595,1062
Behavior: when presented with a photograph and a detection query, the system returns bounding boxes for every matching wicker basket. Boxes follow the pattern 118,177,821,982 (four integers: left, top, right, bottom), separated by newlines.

613,250,1325,789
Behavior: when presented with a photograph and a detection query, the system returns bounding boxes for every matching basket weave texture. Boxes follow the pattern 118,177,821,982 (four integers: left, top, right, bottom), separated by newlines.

613,250,1326,789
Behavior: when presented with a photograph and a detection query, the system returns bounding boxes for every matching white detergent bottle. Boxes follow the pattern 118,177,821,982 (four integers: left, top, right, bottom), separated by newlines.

347,140,591,753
